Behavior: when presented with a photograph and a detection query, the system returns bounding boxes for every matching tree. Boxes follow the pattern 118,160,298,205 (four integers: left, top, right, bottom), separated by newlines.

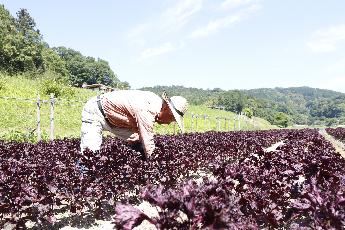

15,8,44,72
308,99,343,119
54,46,122,87
41,47,68,80
0,6,44,74
325,118,338,127
116,81,130,90
273,112,291,128
243,107,253,118
0,5,19,73
16,9,37,34
217,90,248,114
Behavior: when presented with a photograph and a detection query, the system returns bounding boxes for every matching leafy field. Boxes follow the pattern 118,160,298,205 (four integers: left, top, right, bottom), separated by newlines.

0,75,275,141
326,127,345,143
0,128,344,229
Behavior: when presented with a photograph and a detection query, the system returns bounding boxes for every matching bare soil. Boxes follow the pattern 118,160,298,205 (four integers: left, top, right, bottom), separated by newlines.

319,129,345,158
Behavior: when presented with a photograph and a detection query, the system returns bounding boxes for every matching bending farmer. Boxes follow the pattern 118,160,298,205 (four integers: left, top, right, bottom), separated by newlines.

80,90,188,160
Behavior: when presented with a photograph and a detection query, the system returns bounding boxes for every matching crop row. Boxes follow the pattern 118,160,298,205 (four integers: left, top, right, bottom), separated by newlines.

0,129,344,229
326,127,345,143
115,128,345,229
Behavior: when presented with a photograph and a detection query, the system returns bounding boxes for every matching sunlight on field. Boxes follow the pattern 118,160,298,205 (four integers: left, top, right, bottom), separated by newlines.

0,76,275,142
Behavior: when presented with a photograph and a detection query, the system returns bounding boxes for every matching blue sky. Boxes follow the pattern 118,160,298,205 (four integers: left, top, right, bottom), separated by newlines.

2,0,345,93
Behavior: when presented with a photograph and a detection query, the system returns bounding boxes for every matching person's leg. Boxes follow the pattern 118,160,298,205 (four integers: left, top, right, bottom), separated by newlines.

80,121,103,152
80,96,104,152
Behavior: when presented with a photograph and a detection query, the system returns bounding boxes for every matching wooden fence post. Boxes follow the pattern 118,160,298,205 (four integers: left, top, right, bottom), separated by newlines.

216,117,220,131
50,93,54,140
195,114,198,132
243,115,248,130
238,113,241,130
191,113,194,132
203,114,206,131
36,95,41,141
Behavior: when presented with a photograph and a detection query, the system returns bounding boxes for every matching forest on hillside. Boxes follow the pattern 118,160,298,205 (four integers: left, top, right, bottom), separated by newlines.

0,5,129,89
141,85,345,127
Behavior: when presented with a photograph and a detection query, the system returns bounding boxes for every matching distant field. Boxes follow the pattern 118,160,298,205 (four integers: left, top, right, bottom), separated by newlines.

0,75,276,142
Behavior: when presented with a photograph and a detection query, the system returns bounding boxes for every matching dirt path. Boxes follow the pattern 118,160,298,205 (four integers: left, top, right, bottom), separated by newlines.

319,129,345,158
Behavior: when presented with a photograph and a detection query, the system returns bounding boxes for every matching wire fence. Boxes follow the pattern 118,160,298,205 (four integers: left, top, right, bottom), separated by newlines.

0,94,259,141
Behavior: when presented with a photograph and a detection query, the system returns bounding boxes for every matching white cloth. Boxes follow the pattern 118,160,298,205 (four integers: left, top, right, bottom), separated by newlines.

80,96,134,152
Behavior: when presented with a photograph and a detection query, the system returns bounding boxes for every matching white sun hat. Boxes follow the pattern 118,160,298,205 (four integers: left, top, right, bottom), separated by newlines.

161,92,188,133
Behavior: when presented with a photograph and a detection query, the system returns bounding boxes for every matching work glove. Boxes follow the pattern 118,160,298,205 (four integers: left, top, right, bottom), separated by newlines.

128,142,147,161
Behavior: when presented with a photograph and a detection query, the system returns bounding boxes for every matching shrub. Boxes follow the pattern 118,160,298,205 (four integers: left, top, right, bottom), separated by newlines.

61,85,76,99
39,71,76,98
40,77,63,97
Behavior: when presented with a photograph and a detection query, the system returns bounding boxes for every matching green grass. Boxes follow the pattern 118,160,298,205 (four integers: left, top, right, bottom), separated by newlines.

0,75,276,142
155,105,275,135
0,74,97,141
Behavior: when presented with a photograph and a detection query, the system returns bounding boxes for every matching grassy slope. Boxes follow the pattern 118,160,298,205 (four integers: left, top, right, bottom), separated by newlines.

0,76,276,141
0,75,97,140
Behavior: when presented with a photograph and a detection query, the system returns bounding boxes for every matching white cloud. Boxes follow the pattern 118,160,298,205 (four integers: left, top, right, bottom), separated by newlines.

189,4,261,38
126,0,202,41
189,15,241,38
220,0,256,11
128,0,261,60
126,23,150,46
163,0,202,27
127,24,149,39
307,25,345,53
126,0,202,59
139,42,175,60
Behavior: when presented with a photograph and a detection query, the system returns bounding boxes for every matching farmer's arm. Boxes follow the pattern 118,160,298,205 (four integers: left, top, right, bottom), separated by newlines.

135,110,156,159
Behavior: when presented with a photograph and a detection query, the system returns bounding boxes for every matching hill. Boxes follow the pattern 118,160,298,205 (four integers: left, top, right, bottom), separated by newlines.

141,85,345,127
245,86,345,126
